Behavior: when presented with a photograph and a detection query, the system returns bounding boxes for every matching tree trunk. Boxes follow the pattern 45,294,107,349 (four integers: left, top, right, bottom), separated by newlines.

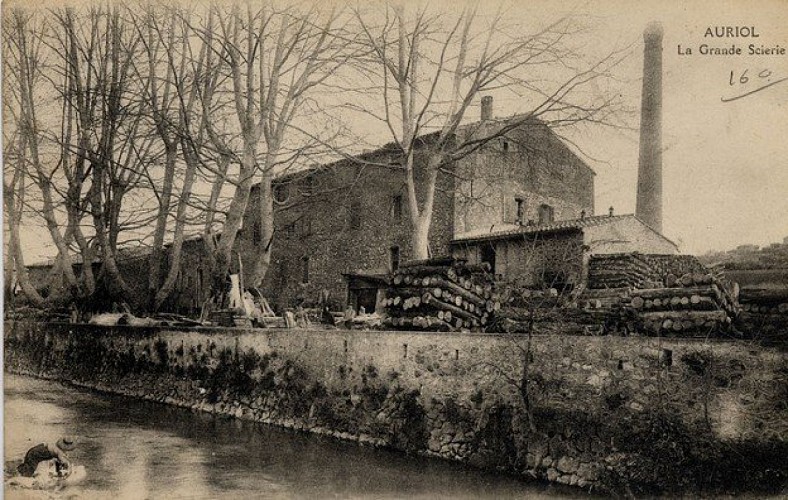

4,182,45,308
3,229,14,301
409,155,440,260
411,215,431,260
90,160,134,303
153,140,198,311
147,145,177,310
250,172,275,288
208,147,256,299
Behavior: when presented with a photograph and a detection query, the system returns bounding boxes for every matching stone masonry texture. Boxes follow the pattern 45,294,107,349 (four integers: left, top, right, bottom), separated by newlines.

6,321,787,496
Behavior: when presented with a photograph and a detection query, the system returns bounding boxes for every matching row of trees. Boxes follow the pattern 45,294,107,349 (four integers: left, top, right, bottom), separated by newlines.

3,1,626,313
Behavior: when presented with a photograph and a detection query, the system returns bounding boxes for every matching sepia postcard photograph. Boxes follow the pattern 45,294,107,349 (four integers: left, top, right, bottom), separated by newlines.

2,0,787,498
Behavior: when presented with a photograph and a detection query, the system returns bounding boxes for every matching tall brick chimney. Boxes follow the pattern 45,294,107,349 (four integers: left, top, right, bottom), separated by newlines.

481,95,493,121
635,22,663,233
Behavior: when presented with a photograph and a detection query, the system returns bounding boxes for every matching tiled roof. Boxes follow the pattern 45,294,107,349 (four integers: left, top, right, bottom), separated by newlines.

451,214,640,244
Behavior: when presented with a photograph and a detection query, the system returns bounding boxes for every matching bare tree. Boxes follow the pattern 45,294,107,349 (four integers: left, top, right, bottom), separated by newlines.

125,4,208,311
182,2,355,299
3,9,86,305
51,7,151,304
352,5,626,259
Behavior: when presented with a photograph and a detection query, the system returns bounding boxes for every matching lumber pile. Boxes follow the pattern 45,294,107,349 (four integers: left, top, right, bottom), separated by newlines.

738,286,788,315
490,306,599,335
382,257,500,331
587,253,661,289
581,287,631,310
583,253,742,336
641,254,708,284
625,285,736,335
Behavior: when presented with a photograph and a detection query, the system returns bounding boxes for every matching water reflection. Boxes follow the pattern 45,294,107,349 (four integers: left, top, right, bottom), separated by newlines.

5,375,585,499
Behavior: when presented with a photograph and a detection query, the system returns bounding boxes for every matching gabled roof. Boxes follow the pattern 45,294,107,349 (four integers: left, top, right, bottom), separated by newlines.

451,214,668,245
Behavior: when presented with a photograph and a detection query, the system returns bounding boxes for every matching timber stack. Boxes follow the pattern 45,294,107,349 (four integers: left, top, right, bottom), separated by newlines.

736,285,788,342
583,253,741,336
738,286,788,315
382,257,500,331
587,253,662,289
626,281,738,335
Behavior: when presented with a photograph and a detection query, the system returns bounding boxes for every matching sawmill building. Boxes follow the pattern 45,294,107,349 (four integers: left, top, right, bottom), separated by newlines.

238,98,674,312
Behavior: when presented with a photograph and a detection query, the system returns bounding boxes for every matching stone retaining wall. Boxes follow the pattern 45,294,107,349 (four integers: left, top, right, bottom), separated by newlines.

4,321,786,496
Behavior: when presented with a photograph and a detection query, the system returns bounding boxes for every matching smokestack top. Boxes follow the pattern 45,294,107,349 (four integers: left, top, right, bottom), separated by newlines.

481,95,493,121
644,21,664,41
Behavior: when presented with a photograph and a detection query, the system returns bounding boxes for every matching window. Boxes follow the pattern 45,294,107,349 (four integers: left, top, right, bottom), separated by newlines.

543,269,571,292
349,200,361,229
299,217,312,237
300,176,315,196
280,260,289,286
390,246,400,272
392,195,403,222
515,197,525,223
273,183,290,204
538,204,554,225
301,256,310,284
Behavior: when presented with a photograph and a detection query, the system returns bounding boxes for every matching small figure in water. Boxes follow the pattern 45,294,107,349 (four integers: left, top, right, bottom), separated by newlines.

17,437,75,478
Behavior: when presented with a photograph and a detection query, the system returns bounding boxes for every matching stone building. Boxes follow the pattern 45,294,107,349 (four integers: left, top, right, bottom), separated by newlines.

451,213,677,291
238,99,609,311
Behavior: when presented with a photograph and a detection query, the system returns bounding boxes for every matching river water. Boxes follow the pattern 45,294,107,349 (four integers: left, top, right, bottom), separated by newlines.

4,374,586,499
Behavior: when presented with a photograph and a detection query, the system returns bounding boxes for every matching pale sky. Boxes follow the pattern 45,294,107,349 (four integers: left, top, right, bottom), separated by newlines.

566,0,788,254
4,0,788,261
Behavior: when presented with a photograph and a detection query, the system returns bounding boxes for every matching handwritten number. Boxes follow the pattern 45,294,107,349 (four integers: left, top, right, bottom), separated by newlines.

724,68,785,102
731,69,774,87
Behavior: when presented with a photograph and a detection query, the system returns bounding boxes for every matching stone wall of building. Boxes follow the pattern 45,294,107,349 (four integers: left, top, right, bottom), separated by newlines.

238,150,456,311
6,321,786,496
584,216,678,255
452,231,585,288
454,122,595,235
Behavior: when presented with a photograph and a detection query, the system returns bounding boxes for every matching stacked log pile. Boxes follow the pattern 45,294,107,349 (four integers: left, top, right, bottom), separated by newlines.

583,253,741,336
491,305,599,335
738,287,788,315
641,254,708,285
382,257,500,331
587,254,661,289
626,283,737,335
736,286,788,341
